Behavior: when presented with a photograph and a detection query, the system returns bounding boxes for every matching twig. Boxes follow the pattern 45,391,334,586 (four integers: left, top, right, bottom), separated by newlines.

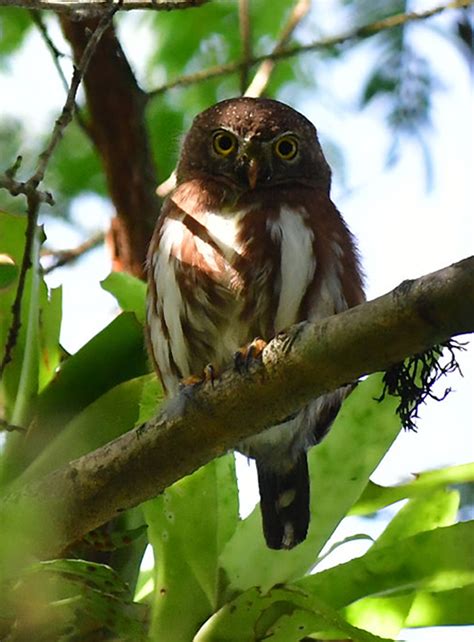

244,0,310,98
0,158,55,205
30,10,94,139
148,0,473,98
30,10,69,93
0,4,119,378
238,0,252,95
41,232,105,274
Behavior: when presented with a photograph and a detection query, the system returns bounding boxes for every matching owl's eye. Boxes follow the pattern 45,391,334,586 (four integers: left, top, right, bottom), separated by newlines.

212,131,237,156
274,136,298,161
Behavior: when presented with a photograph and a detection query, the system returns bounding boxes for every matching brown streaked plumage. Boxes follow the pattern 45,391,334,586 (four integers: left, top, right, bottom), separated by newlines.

146,97,364,549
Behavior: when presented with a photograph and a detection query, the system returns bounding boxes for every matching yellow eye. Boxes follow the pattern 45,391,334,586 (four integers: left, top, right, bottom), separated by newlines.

274,136,298,160
212,131,237,156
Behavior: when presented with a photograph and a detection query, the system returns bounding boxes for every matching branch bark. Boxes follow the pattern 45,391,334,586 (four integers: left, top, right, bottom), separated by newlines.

2,256,473,558
0,0,207,13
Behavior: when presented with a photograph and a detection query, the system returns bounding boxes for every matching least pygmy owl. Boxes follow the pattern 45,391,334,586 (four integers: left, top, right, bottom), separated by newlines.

147,97,364,550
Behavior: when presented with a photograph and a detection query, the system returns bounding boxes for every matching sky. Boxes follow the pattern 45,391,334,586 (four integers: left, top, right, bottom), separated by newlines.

1,4,473,641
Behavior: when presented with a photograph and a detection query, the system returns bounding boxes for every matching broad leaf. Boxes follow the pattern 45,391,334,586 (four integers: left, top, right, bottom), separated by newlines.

144,455,239,642
296,521,474,607
220,374,401,592
351,462,474,515
101,271,147,324
194,586,393,642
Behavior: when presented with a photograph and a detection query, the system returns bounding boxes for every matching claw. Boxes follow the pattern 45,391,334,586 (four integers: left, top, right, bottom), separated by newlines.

179,363,217,389
234,337,267,374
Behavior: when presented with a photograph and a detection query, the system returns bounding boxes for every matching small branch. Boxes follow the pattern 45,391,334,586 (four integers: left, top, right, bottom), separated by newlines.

149,0,473,98
0,419,26,434
0,5,119,378
30,10,69,93
238,0,252,95
30,6,119,187
244,0,310,98
30,10,92,138
41,232,105,274
2,257,473,558
0,159,55,206
0,0,208,13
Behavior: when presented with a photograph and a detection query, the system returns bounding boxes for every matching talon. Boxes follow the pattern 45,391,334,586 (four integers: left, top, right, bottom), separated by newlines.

179,374,203,389
203,363,216,386
234,337,267,374
179,364,217,389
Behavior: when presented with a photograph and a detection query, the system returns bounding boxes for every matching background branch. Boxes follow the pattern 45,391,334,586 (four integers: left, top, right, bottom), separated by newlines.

41,232,105,274
148,0,473,98
60,15,160,278
0,0,207,13
244,0,310,99
3,256,473,558
238,0,252,95
0,7,118,378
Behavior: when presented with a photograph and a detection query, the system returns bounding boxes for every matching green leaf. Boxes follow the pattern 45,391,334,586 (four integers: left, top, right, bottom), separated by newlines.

83,523,148,553
15,374,160,485
372,487,460,551
46,120,107,201
406,584,474,627
38,284,62,391
0,254,18,289
342,585,474,636
343,488,460,638
296,521,474,608
220,374,401,592
0,9,32,61
144,454,239,642
14,312,149,472
8,559,147,640
351,462,474,515
194,586,393,642
101,271,146,324
0,212,64,491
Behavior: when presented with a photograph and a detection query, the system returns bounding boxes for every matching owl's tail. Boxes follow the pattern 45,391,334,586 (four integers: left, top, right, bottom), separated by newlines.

256,454,310,550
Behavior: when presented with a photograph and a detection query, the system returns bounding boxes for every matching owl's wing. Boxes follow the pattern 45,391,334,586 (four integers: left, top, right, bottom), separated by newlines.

302,195,365,443
146,199,187,397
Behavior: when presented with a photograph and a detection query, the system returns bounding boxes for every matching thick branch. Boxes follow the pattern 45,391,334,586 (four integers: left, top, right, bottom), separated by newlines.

2,257,473,557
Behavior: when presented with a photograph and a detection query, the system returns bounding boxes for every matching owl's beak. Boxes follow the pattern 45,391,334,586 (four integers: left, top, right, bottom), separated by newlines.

246,157,259,190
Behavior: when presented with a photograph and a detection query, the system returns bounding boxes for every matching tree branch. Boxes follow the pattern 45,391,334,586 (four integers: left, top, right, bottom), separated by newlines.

238,0,252,95
2,257,473,558
0,0,208,13
41,231,105,274
0,7,118,378
244,0,310,99
148,0,474,98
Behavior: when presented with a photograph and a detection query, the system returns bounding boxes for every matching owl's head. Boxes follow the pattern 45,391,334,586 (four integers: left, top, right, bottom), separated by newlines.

176,97,331,192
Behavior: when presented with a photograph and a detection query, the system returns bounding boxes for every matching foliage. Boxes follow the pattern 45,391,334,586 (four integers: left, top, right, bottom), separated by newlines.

1,218,473,639
0,1,472,640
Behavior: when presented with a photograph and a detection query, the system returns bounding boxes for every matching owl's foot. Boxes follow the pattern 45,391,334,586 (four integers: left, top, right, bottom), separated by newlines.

234,338,267,374
180,364,217,389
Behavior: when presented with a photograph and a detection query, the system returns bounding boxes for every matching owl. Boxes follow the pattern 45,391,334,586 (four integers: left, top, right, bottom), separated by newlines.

146,97,364,550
